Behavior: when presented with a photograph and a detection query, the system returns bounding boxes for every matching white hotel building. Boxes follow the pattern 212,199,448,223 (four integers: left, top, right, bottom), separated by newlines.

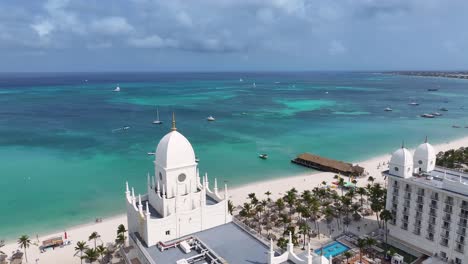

383,140,468,264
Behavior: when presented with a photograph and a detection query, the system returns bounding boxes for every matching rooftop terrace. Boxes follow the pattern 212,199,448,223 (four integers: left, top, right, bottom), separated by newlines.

384,166,468,196
140,222,285,264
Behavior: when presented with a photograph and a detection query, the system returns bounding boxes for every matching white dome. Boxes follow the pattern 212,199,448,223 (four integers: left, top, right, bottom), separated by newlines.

390,147,413,167
155,130,196,169
414,142,436,162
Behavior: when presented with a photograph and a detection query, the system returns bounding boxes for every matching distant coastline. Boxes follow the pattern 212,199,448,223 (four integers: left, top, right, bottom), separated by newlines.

385,71,468,79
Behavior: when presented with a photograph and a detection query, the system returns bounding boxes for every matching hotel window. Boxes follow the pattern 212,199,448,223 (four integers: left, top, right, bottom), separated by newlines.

165,230,170,235
440,251,446,258
394,167,399,171
418,160,423,164
455,257,462,264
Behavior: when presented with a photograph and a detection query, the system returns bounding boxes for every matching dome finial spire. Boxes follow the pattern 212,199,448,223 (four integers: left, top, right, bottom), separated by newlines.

425,135,428,143
401,140,405,148
171,112,177,131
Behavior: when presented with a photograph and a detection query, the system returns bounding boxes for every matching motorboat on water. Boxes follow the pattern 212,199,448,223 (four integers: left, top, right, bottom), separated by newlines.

259,154,268,159
239,78,243,82
253,82,256,88
207,116,216,121
114,85,121,92
409,102,419,106
432,112,442,116
384,107,393,112
195,157,200,163
439,107,448,111
420,113,435,118
452,125,461,128
152,108,163,124
147,152,155,156
427,88,438,91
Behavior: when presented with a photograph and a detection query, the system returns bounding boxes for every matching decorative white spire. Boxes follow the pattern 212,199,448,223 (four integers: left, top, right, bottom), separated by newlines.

145,201,150,217
131,187,136,206
224,184,228,200
214,178,218,194
138,194,143,214
157,180,161,194
205,173,209,188
125,181,129,194
163,184,166,198
147,173,150,188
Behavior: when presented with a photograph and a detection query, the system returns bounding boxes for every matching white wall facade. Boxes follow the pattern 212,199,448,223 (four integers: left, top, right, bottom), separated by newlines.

386,176,468,264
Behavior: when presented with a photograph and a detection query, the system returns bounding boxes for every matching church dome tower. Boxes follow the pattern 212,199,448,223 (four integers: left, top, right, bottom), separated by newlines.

154,113,197,199
413,137,436,173
389,143,413,178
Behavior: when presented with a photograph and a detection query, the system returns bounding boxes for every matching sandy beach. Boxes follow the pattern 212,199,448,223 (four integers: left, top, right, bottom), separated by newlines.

2,136,467,264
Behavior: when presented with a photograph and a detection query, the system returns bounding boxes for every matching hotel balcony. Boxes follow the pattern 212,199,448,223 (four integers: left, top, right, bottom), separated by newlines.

405,186,412,192
415,214,422,220
404,195,411,200
417,190,425,196
456,228,466,236
430,194,438,201
414,222,422,228
440,232,450,239
455,238,465,245
444,199,454,205
459,213,468,219
416,207,424,213
416,198,424,204
441,224,451,230
412,229,421,235
429,203,438,209
440,240,448,247
458,221,468,228
392,189,399,196
429,211,437,217
461,203,468,210
426,235,434,241
443,207,452,214
442,215,451,222
404,201,410,207
454,246,464,254
401,218,409,223
427,226,435,233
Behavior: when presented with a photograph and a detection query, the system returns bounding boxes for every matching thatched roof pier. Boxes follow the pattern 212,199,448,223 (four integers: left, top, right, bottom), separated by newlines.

291,153,364,176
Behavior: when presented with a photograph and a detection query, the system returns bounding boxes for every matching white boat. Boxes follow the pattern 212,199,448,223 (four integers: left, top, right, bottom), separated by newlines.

207,116,216,121
432,112,442,116
259,154,268,159
409,102,419,106
147,152,155,156
253,82,256,88
384,107,393,112
420,113,434,118
239,78,243,82
114,85,121,92
152,108,163,124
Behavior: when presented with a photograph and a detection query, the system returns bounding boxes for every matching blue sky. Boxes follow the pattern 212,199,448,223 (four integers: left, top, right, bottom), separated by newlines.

1,0,468,72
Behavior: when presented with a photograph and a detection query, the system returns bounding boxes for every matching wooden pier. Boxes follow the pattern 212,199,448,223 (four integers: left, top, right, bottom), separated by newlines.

291,153,364,176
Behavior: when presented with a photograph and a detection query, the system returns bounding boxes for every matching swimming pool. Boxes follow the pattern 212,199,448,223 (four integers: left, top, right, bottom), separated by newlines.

314,241,350,258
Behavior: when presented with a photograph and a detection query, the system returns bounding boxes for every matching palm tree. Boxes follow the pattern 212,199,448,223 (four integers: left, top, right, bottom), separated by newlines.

117,224,127,235
365,237,377,258
298,222,311,249
343,251,354,264
265,191,272,202
277,237,288,249
89,231,101,249
380,209,393,255
356,187,367,207
96,245,107,263
115,233,126,249
357,238,367,263
228,200,234,215
368,176,375,184
17,235,31,263
0,240,5,255
75,241,89,264
82,248,99,263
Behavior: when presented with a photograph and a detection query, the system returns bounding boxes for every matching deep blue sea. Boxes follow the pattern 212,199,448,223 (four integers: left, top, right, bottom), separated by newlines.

1,72,467,240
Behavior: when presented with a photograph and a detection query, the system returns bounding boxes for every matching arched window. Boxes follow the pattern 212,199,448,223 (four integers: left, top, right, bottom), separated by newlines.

159,172,163,181
178,173,186,182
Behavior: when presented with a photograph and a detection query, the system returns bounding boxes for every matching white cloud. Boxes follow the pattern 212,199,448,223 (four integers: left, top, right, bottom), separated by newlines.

328,40,346,55
176,11,193,27
90,17,134,35
128,35,178,48
31,20,55,37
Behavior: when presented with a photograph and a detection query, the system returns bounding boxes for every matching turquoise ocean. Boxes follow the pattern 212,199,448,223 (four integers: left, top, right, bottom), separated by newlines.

1,72,467,240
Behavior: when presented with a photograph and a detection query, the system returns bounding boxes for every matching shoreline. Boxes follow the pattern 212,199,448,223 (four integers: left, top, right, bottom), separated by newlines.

2,135,467,263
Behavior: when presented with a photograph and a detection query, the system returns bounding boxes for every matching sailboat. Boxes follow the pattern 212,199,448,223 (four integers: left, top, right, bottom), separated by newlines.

152,108,163,124
113,84,121,92
239,78,243,82
253,82,256,88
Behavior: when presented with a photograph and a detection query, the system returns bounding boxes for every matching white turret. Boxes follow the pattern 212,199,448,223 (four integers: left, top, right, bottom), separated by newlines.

414,137,436,173
389,143,413,178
